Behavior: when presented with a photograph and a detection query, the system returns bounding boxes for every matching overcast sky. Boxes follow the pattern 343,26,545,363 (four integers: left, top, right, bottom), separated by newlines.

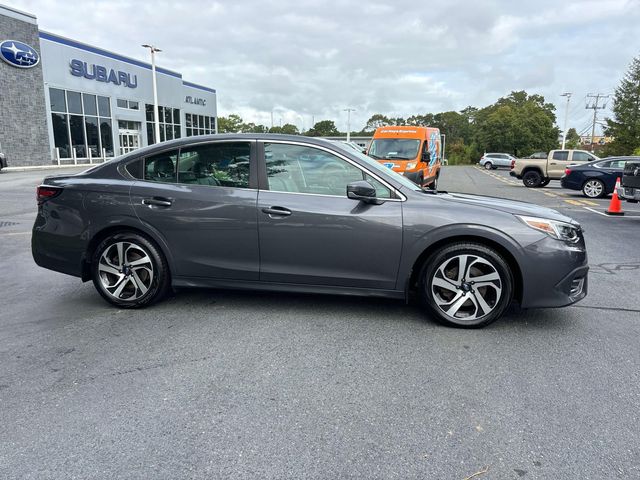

14,0,640,134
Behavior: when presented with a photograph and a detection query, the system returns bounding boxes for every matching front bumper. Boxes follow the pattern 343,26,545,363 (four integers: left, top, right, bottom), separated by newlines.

519,235,588,309
618,186,640,201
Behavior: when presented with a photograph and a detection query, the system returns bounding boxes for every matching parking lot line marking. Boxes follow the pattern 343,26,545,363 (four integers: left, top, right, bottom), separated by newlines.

565,199,585,206
584,207,611,216
581,200,599,206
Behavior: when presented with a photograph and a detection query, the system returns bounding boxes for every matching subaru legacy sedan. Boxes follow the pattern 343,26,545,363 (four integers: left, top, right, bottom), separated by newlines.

32,134,588,328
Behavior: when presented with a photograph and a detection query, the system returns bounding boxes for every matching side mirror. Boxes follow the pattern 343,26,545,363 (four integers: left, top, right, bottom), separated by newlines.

347,180,381,204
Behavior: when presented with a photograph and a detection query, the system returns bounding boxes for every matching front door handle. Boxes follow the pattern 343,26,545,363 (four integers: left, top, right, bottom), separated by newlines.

262,206,292,217
142,197,173,207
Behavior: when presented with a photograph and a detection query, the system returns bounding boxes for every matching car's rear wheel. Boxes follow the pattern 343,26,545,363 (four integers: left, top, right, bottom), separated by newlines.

522,170,543,188
91,232,170,308
418,243,513,328
484,162,493,170
582,179,605,198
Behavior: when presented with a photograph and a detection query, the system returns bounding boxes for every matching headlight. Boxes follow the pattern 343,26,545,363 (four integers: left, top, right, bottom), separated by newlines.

406,163,416,169
516,215,581,243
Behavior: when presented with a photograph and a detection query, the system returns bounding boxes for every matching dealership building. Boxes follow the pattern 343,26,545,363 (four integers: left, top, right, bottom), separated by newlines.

0,4,217,167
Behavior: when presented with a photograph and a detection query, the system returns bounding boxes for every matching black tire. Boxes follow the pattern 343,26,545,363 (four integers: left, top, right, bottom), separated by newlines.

418,242,513,328
428,172,439,190
484,162,493,170
539,178,550,187
522,170,543,188
91,231,170,308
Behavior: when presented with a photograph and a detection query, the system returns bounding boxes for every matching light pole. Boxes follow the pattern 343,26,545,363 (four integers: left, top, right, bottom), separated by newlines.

560,92,572,149
344,108,355,142
142,44,162,144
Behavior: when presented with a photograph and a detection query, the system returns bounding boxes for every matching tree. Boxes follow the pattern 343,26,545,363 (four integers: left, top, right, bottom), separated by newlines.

305,120,339,137
604,56,640,155
217,114,244,133
363,114,392,132
473,91,559,156
280,123,300,135
242,123,269,133
564,128,581,149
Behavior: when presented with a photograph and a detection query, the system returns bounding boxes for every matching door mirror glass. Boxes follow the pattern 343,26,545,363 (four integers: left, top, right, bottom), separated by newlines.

347,180,380,203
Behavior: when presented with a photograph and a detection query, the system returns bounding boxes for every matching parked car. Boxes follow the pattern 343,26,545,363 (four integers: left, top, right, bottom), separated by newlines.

32,134,588,328
479,153,516,170
367,126,441,189
617,160,640,203
510,149,599,187
0,151,7,172
560,157,637,198
524,152,548,159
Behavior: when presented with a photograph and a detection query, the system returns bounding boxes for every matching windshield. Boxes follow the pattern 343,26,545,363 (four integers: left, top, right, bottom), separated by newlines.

331,142,422,191
368,139,421,160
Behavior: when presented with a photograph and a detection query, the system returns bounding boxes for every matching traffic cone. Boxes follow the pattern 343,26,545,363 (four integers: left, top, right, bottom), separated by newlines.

605,177,624,216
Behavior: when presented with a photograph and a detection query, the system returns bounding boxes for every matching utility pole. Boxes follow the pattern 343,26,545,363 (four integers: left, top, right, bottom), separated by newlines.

270,111,274,129
586,93,609,152
344,108,355,142
560,92,572,149
142,44,161,144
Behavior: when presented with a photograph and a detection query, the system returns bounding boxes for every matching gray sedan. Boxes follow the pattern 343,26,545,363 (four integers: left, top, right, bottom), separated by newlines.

32,134,588,328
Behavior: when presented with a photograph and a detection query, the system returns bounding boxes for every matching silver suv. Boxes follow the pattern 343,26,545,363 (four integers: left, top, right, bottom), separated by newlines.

479,153,515,170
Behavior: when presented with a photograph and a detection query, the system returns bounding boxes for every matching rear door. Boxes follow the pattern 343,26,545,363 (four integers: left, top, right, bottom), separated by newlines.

128,140,260,280
256,141,403,289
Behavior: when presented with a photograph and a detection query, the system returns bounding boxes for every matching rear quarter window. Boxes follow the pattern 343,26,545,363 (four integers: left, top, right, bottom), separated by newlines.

125,159,143,179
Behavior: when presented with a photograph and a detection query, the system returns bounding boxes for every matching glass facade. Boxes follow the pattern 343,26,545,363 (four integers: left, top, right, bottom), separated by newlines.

145,104,181,145
185,113,216,137
49,87,114,159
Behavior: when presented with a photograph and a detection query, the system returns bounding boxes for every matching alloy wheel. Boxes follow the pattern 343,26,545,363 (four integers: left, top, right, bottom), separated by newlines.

583,179,604,198
431,254,502,322
98,241,154,301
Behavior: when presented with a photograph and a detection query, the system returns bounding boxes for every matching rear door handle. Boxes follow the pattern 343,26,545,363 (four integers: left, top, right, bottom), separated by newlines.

261,206,292,217
142,197,173,207
549,162,557,165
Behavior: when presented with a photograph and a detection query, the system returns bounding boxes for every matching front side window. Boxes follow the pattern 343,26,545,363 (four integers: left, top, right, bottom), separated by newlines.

572,151,592,162
265,143,390,197
144,149,178,183
177,142,250,188
368,139,420,160
552,151,569,161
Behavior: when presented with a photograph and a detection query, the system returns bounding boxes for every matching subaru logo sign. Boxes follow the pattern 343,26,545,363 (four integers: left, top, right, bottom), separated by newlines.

0,39,40,69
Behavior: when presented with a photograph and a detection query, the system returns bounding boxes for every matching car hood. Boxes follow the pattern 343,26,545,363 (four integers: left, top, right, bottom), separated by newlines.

440,192,577,224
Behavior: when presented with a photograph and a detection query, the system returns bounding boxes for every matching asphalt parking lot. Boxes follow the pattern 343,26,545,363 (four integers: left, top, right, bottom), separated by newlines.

1,165,639,479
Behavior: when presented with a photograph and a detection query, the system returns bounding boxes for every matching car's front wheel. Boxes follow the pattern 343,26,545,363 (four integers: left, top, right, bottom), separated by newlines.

91,231,170,308
484,162,493,170
418,242,513,328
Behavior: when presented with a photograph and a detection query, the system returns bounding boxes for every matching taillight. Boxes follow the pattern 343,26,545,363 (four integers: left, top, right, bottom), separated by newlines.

564,168,572,176
510,160,515,169
37,185,62,205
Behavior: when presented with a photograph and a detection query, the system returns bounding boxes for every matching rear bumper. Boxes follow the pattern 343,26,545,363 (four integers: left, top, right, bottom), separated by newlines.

618,186,640,201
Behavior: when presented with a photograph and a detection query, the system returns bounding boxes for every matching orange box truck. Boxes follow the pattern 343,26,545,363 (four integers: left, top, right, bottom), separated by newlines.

367,126,441,189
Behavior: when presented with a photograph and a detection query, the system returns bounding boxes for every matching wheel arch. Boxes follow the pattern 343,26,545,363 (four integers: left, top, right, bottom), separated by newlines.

521,166,544,176
406,234,523,305
81,223,174,282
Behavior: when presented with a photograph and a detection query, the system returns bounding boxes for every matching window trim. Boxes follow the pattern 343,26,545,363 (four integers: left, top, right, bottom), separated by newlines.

258,140,406,202
121,139,258,190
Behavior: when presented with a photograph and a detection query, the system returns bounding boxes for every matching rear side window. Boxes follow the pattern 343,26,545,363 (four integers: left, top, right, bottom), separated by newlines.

125,159,143,179
177,142,251,188
144,150,178,183
553,151,569,161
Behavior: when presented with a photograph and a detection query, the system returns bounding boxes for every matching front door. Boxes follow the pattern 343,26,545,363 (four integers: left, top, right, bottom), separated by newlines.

119,130,141,156
257,142,403,289
129,141,259,280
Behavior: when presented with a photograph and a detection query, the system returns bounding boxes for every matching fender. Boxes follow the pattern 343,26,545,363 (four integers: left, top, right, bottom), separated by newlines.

395,223,527,292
